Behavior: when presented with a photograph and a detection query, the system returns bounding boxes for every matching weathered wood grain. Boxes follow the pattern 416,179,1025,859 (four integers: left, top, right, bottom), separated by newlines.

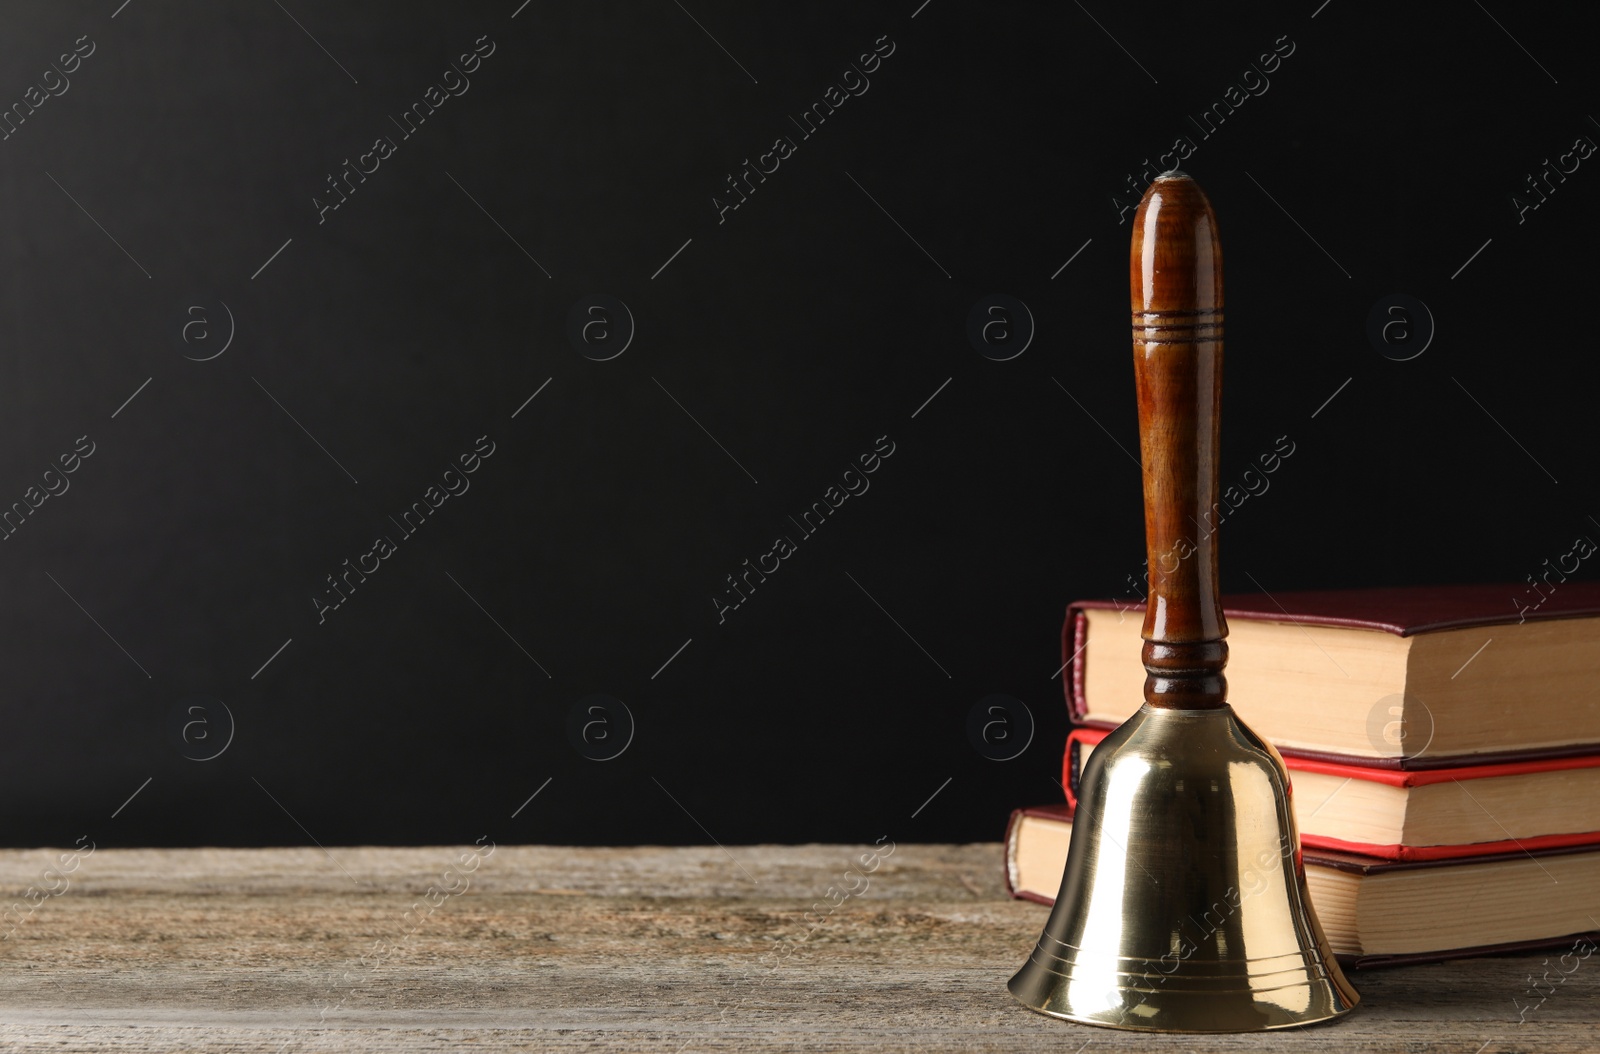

0,844,1587,1052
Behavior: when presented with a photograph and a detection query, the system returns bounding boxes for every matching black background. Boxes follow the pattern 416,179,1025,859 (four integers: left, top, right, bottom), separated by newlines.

0,1,1595,848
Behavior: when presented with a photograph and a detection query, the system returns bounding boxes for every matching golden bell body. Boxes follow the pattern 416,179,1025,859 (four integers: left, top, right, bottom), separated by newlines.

1009,704,1359,1032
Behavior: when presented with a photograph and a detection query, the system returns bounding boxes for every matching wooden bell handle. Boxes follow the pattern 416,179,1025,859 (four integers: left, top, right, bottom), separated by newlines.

1129,172,1228,710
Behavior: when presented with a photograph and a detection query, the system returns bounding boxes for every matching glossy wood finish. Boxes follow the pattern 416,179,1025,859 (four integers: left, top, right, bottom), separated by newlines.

1130,172,1229,710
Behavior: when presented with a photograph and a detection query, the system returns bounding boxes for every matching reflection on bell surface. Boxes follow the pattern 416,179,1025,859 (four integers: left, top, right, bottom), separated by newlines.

1007,704,1360,1032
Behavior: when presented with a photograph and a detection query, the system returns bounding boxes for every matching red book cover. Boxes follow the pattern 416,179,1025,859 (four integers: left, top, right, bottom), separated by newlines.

1063,726,1600,862
1004,802,1600,969
1063,582,1600,770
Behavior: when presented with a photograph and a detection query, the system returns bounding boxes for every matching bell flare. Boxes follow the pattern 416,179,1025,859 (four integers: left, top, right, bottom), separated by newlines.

1009,705,1359,1033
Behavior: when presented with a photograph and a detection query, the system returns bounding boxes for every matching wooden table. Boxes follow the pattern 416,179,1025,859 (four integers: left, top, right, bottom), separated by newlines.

0,843,1588,1051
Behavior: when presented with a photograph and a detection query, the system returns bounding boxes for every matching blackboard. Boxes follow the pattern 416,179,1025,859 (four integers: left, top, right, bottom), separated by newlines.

0,1,1594,848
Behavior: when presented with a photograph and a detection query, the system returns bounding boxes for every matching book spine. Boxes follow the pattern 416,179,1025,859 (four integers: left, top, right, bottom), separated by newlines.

1062,604,1091,722
1002,808,1027,898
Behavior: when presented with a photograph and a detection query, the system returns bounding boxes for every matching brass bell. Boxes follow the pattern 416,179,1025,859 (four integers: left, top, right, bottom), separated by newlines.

1008,172,1359,1032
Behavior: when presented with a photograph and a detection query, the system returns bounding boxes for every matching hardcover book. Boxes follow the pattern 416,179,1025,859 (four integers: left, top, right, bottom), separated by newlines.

1065,726,1600,861
1006,802,1600,967
1063,582,1600,768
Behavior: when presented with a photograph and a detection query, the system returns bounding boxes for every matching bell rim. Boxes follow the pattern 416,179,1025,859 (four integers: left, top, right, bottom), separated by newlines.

1008,970,1359,1033
1011,1000,1360,1034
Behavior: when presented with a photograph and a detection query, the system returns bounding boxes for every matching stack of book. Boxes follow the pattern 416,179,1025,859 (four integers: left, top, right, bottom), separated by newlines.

1005,582,1600,966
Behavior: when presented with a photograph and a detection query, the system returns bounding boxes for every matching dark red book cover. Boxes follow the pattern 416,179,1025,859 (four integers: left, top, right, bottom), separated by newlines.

1063,582,1600,770
1004,802,1600,969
